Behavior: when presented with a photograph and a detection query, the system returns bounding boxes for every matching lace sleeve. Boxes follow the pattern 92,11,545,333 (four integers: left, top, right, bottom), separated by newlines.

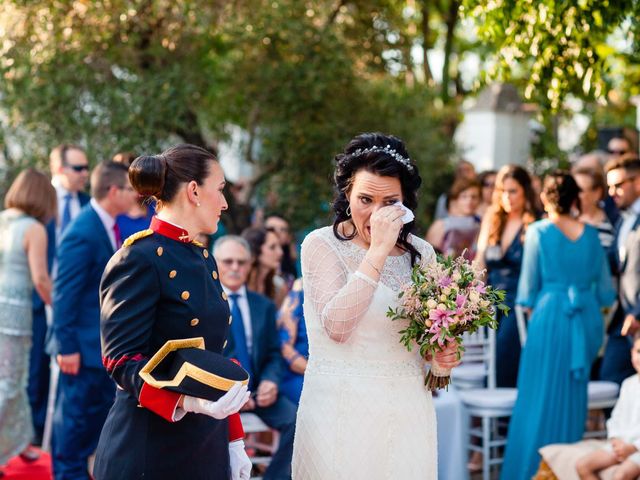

301,231,378,343
413,235,437,270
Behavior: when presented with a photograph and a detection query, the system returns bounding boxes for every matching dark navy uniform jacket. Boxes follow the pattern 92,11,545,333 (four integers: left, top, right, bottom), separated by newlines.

93,217,243,480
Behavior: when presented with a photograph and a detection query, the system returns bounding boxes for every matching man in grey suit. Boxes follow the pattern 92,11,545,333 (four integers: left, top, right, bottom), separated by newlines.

601,154,640,384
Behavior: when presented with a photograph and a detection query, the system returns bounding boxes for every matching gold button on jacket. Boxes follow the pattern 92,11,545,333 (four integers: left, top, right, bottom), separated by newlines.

181,291,190,300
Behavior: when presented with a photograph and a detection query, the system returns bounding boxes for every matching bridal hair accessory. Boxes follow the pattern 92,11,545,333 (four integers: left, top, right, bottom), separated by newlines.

351,145,414,172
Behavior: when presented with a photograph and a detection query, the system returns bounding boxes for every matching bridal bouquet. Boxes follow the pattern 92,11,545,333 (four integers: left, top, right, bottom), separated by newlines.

387,253,509,390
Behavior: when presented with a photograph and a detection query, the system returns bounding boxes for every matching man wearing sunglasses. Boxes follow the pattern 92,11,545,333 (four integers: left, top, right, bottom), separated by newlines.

214,235,296,480
27,144,92,447
50,144,91,240
601,154,640,386
607,136,633,159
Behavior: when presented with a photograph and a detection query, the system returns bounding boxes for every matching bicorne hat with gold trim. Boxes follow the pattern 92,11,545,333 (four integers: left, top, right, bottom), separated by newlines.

139,337,250,401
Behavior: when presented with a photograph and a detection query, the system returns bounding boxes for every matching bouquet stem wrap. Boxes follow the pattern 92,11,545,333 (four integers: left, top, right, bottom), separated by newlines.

425,357,451,391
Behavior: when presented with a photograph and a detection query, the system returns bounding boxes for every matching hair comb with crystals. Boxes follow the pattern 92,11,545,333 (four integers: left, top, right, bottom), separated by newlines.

350,145,414,172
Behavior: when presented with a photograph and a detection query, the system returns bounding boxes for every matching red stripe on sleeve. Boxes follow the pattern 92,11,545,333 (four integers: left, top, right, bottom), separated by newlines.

139,383,182,422
228,412,245,441
227,358,246,440
103,353,146,373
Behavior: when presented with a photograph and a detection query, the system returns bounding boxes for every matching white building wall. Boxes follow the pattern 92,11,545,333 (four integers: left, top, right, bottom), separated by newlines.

455,111,530,172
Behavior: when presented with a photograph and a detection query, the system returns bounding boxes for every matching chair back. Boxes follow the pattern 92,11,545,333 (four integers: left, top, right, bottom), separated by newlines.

460,325,496,389
515,305,528,347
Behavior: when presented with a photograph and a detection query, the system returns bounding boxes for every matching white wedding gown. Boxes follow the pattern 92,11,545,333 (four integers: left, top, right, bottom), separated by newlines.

292,226,438,480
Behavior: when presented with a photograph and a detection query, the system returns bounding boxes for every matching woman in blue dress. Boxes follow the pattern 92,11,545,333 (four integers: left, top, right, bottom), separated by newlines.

500,171,616,480
476,165,539,388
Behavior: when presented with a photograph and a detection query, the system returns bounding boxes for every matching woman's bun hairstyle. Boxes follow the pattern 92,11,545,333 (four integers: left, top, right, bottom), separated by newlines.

128,144,216,203
129,154,167,198
542,170,581,215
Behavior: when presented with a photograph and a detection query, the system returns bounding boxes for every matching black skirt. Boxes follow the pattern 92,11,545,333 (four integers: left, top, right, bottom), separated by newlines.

93,389,230,479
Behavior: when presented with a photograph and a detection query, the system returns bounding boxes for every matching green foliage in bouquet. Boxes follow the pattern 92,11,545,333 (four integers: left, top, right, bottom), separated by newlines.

387,253,509,388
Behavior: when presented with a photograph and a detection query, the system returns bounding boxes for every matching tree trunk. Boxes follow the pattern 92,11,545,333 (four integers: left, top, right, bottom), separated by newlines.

174,109,207,147
419,0,434,85
441,0,460,103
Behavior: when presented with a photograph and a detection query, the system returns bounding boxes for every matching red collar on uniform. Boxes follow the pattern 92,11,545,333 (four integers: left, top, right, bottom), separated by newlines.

150,217,191,243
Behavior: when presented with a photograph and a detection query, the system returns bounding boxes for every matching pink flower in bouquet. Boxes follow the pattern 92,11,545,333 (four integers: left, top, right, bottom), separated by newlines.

429,307,454,325
474,282,487,294
428,308,455,345
389,252,509,390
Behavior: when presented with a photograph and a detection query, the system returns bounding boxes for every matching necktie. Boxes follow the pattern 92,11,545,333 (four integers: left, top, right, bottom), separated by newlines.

229,293,253,386
113,223,122,249
60,193,72,235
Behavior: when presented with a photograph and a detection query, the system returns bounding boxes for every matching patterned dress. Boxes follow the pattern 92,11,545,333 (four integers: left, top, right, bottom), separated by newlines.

0,210,38,464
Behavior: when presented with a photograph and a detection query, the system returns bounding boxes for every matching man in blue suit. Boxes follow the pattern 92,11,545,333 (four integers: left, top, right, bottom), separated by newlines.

215,235,296,480
29,144,91,444
50,161,136,479
601,155,640,384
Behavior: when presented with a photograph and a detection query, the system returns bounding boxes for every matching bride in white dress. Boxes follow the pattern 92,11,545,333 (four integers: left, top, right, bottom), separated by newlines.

292,133,461,480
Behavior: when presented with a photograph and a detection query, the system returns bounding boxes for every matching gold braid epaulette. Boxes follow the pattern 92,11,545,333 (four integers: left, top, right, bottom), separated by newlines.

123,229,154,247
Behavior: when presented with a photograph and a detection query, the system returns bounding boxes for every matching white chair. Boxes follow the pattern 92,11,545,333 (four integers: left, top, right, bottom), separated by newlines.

514,305,620,439
458,325,518,480
241,413,280,480
451,329,489,390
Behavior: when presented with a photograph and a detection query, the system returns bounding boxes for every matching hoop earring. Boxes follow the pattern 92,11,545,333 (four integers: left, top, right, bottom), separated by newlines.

346,205,351,217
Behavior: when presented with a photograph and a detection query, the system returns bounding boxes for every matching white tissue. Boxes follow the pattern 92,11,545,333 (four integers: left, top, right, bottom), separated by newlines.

393,201,414,224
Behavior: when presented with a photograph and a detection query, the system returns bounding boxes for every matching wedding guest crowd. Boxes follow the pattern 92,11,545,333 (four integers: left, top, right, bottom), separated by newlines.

3,129,640,480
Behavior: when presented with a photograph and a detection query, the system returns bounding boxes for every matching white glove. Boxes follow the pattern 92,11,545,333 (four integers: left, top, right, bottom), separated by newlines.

182,382,250,419
229,439,252,480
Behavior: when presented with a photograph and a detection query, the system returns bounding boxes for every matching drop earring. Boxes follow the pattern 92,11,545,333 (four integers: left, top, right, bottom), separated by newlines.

346,205,351,217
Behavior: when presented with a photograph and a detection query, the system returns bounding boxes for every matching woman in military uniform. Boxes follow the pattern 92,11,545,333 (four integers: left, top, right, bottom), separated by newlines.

94,144,252,480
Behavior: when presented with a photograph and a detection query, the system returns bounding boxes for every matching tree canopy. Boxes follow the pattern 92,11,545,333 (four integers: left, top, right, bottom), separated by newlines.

2,0,640,229
0,0,458,230
462,0,640,110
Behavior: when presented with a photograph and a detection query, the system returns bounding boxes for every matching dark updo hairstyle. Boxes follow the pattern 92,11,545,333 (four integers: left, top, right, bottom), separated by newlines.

332,132,422,266
542,170,581,214
242,227,277,300
128,144,217,207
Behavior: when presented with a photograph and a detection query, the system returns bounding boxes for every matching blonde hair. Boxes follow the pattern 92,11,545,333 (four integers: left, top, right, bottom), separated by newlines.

4,168,57,223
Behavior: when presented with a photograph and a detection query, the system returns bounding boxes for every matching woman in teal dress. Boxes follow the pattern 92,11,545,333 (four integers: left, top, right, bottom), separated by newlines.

500,171,616,480
0,169,56,473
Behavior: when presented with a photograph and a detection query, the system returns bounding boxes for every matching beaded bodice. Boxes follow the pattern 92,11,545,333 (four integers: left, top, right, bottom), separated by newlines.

300,226,435,376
